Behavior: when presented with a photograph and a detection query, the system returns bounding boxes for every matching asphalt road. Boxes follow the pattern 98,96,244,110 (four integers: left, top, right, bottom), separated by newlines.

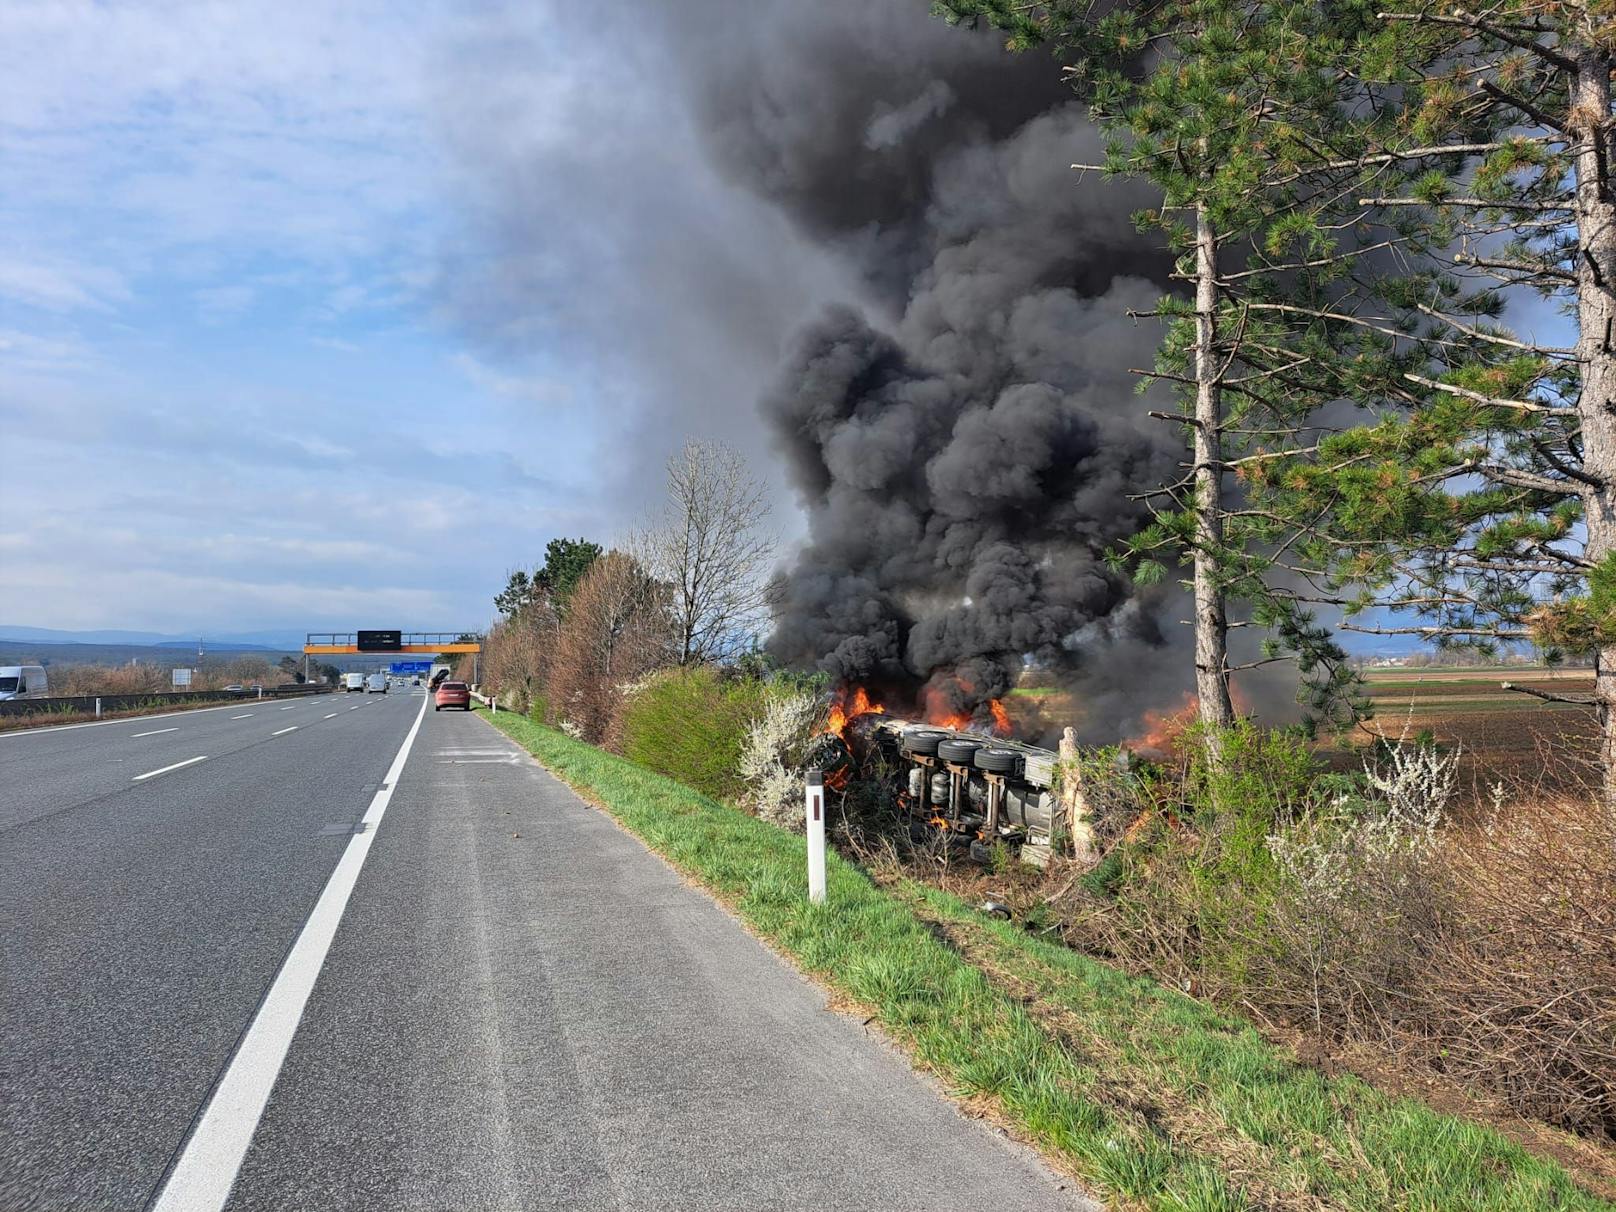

1,689,1089,1211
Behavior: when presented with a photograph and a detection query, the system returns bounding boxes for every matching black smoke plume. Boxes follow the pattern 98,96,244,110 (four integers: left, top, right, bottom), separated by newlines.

695,10,1183,728
436,0,1195,736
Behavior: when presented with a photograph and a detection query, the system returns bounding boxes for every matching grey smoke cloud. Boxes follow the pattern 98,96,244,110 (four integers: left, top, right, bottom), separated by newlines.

866,81,956,150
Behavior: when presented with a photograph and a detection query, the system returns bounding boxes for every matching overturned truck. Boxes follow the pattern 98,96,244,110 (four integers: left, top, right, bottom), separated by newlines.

815,713,1063,862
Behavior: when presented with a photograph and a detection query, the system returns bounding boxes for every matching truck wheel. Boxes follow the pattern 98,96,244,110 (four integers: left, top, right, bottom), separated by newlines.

435,705,441,711
901,729,948,757
937,738,983,765
974,746,1021,775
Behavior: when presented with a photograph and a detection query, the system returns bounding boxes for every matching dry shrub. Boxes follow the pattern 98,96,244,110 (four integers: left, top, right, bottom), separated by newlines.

1410,796,1616,1137
51,663,180,696
1258,741,1450,1038
1044,728,1616,1141
482,605,559,714
547,550,674,743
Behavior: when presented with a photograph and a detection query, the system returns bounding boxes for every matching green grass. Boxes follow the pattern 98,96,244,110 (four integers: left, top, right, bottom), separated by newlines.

478,708,1612,1212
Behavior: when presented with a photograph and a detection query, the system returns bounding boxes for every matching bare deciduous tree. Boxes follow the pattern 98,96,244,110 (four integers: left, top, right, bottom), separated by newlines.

482,600,559,714
634,441,776,666
549,550,676,741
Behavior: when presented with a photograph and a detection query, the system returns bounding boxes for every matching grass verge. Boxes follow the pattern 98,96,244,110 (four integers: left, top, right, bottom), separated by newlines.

479,707,1612,1212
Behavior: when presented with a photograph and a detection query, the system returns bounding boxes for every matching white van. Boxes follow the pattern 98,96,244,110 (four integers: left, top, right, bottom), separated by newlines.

0,665,48,701
343,673,366,693
366,673,388,694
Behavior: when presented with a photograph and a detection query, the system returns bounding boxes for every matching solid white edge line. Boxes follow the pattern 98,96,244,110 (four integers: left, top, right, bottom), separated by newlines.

132,755,208,782
271,726,298,737
151,691,430,1212
130,727,180,737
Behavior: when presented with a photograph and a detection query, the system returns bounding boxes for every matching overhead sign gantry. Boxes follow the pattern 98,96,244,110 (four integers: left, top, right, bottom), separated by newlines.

303,631,482,655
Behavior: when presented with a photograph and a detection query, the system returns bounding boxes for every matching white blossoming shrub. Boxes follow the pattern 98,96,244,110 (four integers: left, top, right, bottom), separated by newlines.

1265,738,1457,1034
738,690,825,832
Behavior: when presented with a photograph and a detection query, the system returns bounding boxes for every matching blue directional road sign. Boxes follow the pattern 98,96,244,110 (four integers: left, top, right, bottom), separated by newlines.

390,661,432,675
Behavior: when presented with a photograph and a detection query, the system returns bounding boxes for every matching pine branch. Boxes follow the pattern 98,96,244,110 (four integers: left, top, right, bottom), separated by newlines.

1376,10,1578,73
1452,251,1575,283
1501,681,1598,707
1451,555,1591,573
1403,373,1580,416
1217,240,1404,283
1529,438,1603,489
1359,196,1569,211
1472,462,1586,496
1413,303,1578,356
1476,79,1569,136
1339,622,1532,639
1317,138,1560,171
1227,654,1298,673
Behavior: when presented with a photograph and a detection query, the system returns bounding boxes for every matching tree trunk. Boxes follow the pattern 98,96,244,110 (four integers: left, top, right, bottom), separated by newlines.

1570,48,1616,823
1193,202,1235,754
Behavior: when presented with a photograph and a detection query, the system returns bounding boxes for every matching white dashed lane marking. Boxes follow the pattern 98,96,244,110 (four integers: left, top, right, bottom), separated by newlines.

132,756,207,782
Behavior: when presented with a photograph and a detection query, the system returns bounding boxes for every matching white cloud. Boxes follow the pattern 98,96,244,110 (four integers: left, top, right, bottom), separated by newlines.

0,327,95,373
195,284,255,321
0,258,128,312
451,353,572,405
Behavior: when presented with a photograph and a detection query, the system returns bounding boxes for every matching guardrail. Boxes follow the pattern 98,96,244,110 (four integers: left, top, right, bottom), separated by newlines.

0,683,333,719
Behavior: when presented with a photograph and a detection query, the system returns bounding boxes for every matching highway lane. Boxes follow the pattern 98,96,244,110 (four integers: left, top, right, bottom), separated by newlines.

0,692,396,833
218,709,1082,1212
4,693,1086,1212
0,689,424,1211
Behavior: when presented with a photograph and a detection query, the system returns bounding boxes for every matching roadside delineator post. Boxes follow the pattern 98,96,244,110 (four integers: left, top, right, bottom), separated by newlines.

95,697,101,720
805,769,827,905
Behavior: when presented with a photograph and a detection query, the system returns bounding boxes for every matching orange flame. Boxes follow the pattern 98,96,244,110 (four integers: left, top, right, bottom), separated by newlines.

1125,683,1250,756
826,685,885,738
918,679,1012,735
1127,691,1198,756
989,698,1012,734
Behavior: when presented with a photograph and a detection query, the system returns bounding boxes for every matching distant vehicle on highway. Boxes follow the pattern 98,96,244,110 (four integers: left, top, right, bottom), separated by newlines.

0,665,47,701
434,681,471,711
343,673,366,693
366,673,388,694
223,684,245,691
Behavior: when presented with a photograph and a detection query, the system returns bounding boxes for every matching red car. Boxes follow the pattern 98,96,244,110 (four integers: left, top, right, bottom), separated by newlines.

434,681,472,711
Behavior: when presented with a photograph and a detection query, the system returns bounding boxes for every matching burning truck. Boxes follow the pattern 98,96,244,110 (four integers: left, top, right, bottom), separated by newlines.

809,693,1064,863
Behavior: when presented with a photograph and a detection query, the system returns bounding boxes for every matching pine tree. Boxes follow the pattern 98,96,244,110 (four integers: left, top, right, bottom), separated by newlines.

1250,5,1616,812
934,1,1406,746
494,538,603,620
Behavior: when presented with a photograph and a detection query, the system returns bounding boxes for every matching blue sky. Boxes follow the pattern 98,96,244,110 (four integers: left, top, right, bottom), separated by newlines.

0,1,838,637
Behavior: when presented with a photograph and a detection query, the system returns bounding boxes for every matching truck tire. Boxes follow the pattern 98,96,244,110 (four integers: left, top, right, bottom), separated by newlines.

937,738,983,765
900,729,949,757
974,746,1021,775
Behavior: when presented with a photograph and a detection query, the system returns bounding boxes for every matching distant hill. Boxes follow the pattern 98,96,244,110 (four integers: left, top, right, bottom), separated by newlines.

0,625,304,651
0,641,303,667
